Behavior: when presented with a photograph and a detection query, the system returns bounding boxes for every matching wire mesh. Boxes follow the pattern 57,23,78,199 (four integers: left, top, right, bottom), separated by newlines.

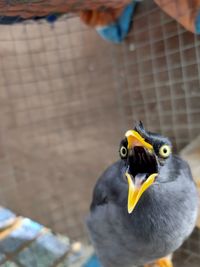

0,0,199,255
0,15,123,242
113,0,200,151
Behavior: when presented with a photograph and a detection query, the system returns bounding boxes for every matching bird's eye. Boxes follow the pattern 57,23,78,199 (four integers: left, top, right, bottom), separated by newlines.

159,145,171,158
120,146,128,159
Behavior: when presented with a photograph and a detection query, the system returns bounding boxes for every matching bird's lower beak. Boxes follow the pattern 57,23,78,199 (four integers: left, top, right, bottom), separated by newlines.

125,172,157,214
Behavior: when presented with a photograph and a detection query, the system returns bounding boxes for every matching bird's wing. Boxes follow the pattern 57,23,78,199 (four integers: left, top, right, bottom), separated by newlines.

90,161,123,211
90,179,109,211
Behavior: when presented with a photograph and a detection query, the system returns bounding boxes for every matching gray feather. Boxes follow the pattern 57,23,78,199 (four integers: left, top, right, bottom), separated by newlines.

87,156,198,267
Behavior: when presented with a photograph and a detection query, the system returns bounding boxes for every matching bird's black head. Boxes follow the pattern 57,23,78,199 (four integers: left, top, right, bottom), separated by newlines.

119,122,172,214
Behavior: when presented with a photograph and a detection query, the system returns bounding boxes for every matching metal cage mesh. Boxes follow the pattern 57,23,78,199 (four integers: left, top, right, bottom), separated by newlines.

0,1,200,266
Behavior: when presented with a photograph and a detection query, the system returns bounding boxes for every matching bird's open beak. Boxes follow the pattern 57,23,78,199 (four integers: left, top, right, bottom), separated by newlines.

125,130,157,214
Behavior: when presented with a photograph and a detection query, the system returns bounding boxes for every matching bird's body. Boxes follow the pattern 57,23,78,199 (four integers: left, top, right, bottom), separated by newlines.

87,125,198,267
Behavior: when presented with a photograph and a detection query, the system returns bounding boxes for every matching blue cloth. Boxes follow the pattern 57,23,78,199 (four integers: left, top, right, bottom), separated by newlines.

0,207,16,229
83,254,102,267
46,13,61,23
96,1,138,43
0,218,43,253
0,14,60,24
195,10,200,34
16,232,70,267
0,16,24,24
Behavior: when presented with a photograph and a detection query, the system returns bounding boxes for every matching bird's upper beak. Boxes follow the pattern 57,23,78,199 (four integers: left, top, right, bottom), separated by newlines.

125,130,153,150
125,130,158,214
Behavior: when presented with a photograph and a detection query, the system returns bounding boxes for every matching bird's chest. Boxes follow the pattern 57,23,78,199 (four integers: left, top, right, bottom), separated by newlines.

88,183,197,267
127,188,197,260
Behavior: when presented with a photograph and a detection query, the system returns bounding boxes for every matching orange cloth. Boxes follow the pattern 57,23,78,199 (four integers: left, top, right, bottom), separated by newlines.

81,0,200,31
79,8,124,27
155,0,200,33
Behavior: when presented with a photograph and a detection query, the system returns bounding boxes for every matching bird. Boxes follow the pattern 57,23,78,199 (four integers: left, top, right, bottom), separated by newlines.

86,122,198,267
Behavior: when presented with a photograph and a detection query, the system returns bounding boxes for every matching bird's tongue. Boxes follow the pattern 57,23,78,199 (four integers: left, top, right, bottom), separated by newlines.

125,172,157,214
134,173,149,187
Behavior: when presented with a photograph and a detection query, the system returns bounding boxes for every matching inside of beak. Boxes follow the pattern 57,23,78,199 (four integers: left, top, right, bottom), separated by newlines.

125,172,157,214
125,130,153,151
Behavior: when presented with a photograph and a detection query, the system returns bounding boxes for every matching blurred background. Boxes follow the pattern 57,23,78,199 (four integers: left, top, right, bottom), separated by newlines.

0,0,199,249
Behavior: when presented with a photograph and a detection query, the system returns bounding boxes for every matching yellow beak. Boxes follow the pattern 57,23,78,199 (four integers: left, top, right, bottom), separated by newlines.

124,129,157,213
126,172,157,213
125,130,153,150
